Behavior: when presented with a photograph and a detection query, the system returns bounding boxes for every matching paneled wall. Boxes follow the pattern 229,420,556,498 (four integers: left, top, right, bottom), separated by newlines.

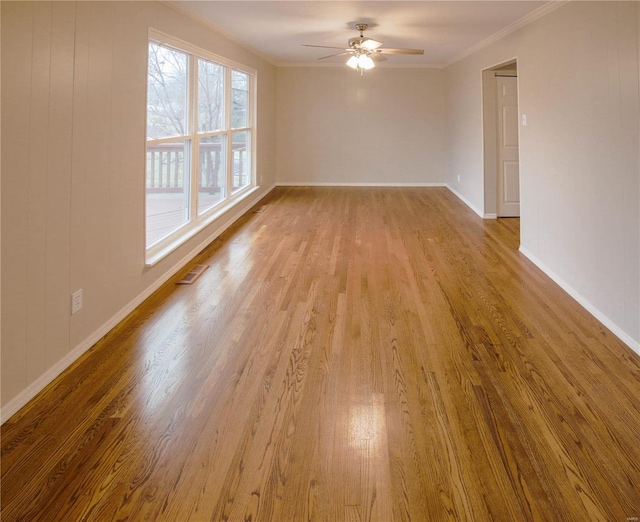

276,67,447,186
1,1,277,416
446,1,639,350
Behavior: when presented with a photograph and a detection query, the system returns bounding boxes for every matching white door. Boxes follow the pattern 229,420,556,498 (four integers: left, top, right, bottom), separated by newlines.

496,76,520,217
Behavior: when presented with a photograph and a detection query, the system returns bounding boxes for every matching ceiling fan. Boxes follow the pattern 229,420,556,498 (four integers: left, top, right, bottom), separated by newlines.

303,23,424,75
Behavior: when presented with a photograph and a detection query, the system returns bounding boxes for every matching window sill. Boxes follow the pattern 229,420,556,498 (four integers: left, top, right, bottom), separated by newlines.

145,185,260,267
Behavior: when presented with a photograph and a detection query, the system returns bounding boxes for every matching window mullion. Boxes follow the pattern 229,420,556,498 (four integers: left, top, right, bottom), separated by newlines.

247,75,253,130
225,68,232,198
250,75,255,186
189,55,199,221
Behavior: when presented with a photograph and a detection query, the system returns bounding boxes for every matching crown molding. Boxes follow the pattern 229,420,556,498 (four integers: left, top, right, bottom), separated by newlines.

446,0,570,67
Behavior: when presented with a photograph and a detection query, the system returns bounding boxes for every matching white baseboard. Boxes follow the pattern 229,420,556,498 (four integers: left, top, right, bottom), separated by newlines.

445,184,639,355
276,183,493,222
445,184,484,218
0,184,276,424
5,182,635,423
519,246,640,356
276,181,447,188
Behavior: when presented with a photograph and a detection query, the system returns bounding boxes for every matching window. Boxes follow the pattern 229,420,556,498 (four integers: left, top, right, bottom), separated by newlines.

145,31,256,262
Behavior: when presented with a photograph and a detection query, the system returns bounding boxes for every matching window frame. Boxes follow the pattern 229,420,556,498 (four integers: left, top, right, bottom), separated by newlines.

145,29,257,265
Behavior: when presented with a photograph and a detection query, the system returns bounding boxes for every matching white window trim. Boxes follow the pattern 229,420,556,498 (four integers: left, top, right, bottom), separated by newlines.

145,29,257,266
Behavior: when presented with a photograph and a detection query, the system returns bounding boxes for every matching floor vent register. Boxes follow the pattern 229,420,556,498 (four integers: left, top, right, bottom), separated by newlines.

176,264,209,285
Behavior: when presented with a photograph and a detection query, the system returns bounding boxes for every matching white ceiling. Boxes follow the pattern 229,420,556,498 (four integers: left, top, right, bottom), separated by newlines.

168,1,553,67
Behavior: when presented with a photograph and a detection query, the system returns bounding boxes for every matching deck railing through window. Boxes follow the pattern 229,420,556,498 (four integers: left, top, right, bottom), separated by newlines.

146,142,248,193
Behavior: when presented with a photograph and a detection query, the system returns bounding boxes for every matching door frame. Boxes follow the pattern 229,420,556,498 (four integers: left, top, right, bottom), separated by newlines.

481,58,519,219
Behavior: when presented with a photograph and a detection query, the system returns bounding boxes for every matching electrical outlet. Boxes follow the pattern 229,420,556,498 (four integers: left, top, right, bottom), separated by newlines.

71,289,83,315
457,175,461,182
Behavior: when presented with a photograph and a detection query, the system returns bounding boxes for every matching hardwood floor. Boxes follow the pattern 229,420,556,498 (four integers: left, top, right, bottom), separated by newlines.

2,186,639,521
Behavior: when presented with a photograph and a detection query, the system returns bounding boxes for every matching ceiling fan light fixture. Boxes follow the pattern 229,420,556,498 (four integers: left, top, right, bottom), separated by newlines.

346,55,359,69
358,54,375,70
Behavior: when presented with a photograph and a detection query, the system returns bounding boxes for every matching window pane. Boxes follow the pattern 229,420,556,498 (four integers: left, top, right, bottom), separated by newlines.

231,131,250,193
198,136,227,214
198,59,224,133
146,141,190,247
231,70,249,129
147,43,188,140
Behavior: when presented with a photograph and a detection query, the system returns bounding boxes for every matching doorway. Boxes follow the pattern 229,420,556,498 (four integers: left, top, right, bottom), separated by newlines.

482,60,520,219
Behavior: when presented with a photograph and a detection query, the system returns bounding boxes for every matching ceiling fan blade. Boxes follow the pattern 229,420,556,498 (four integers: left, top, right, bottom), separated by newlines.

377,48,424,55
302,44,349,50
360,38,382,50
370,53,387,62
318,51,351,60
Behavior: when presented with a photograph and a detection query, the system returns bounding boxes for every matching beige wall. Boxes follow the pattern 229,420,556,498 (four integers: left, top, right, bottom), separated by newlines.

446,1,639,349
276,67,447,185
1,1,277,416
